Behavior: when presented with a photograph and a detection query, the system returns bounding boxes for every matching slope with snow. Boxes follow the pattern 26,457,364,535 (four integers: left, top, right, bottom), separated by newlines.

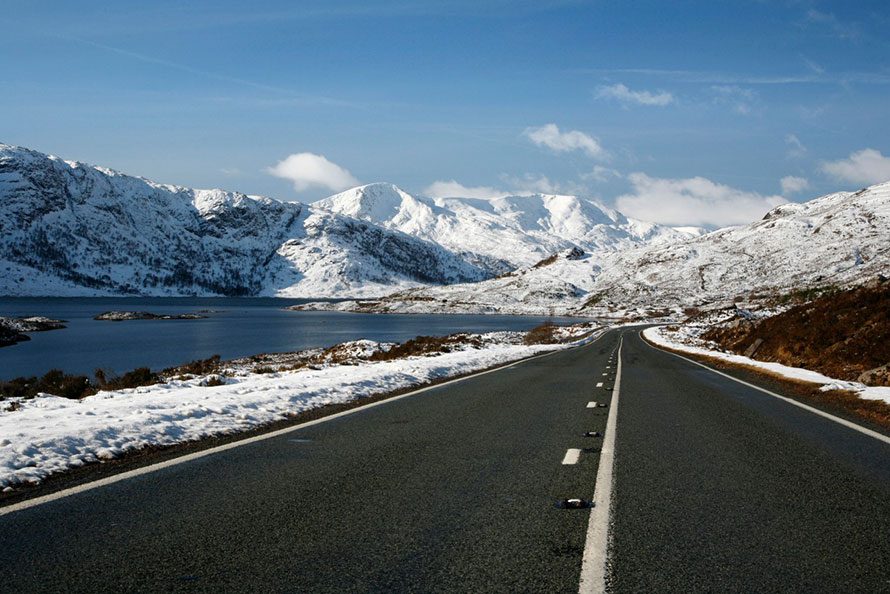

0,145,487,297
308,181,890,316
314,182,702,273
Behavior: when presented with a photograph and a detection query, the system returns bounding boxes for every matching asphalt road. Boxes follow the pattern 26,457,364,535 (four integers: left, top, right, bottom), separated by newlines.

0,332,620,593
3,327,890,593
609,330,890,593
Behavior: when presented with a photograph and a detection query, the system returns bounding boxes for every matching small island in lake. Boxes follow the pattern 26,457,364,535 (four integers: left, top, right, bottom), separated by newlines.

0,316,67,347
94,311,209,322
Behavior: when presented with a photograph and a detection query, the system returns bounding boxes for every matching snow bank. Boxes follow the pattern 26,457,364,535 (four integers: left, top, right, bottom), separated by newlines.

0,332,600,489
644,326,890,405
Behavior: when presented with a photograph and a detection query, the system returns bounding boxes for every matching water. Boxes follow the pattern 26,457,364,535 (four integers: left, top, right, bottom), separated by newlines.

0,297,587,380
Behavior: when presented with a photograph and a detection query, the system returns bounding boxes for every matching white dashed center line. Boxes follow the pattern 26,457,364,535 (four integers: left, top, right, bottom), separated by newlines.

562,448,581,465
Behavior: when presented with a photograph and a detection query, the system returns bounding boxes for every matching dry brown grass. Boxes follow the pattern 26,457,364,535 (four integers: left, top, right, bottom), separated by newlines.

523,323,560,345
703,280,890,385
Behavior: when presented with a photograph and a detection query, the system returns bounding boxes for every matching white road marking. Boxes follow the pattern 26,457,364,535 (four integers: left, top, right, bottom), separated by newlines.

602,372,607,376
562,448,582,465
641,331,890,447
579,335,623,594
587,401,598,408
596,382,603,388
0,333,612,518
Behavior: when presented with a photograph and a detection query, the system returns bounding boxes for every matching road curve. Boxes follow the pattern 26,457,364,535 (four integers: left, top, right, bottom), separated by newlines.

608,330,890,593
0,331,620,593
3,327,890,593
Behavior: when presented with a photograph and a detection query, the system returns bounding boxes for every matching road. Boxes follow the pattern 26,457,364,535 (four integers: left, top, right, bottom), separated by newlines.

2,328,890,592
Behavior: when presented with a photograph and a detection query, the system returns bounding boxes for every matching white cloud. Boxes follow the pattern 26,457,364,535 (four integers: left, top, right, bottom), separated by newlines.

785,134,807,158
266,153,360,192
780,176,809,195
805,10,859,40
616,173,787,227
595,83,674,106
582,165,622,183
424,180,507,199
711,85,758,115
523,124,606,158
220,168,242,176
500,173,565,195
821,149,890,185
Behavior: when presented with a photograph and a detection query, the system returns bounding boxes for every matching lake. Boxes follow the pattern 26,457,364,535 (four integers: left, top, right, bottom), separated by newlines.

0,297,588,380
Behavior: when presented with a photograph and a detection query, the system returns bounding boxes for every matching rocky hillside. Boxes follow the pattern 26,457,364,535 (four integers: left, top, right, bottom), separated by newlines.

701,278,890,386
307,180,890,316
314,182,702,273
0,144,487,297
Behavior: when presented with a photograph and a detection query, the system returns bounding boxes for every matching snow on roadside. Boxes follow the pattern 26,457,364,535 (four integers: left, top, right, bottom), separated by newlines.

644,326,890,404
0,331,599,490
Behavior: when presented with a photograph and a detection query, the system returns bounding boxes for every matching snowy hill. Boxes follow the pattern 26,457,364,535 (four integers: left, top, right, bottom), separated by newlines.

314,182,702,273
308,181,890,316
589,181,890,311
0,145,487,297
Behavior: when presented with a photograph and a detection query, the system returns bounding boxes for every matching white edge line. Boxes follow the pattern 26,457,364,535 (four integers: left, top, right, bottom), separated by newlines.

579,334,623,594
640,330,890,447
562,448,582,465
0,330,611,518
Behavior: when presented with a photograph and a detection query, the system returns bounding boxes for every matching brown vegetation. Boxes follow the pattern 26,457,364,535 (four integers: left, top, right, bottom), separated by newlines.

523,323,560,345
703,278,890,386
369,333,484,361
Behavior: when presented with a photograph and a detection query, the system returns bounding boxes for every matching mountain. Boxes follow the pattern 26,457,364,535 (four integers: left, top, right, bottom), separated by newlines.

589,181,890,311
314,182,702,273
0,145,487,297
309,181,890,316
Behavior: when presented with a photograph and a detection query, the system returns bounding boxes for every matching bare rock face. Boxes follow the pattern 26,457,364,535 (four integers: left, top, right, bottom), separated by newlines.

858,364,890,387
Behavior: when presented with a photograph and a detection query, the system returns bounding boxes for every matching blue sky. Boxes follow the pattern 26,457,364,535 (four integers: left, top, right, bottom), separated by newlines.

2,0,889,226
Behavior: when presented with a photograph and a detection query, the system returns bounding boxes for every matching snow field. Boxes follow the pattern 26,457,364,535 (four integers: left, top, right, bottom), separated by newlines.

0,333,591,490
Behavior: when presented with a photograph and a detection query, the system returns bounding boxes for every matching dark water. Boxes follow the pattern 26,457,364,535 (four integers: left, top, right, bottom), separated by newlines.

0,297,586,380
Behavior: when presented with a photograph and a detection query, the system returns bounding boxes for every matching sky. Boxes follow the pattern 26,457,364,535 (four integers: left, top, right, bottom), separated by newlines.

2,0,890,227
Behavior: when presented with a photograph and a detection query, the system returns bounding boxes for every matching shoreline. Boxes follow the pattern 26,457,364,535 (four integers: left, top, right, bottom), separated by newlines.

0,325,605,506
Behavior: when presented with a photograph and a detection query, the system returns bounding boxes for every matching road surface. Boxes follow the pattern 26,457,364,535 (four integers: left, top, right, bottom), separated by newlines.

2,328,890,592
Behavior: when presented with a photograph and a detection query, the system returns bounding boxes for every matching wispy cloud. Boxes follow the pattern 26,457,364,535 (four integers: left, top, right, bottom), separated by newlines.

780,176,809,195
64,36,360,108
821,149,890,185
710,85,759,115
785,134,807,158
581,67,890,86
582,165,622,183
804,10,860,40
616,173,786,227
595,83,674,106
500,173,566,195
266,153,360,192
523,124,607,159
424,180,507,199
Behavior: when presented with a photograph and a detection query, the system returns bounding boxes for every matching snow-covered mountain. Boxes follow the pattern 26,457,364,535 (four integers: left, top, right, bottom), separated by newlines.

309,181,890,316
0,145,487,297
314,182,702,273
590,182,890,311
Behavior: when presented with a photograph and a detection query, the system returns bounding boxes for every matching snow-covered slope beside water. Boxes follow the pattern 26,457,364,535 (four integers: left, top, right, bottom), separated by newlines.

310,181,890,316
0,145,487,297
314,182,702,273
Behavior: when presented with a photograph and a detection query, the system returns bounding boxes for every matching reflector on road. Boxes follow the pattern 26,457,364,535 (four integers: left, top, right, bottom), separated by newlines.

583,431,602,438
558,498,592,509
